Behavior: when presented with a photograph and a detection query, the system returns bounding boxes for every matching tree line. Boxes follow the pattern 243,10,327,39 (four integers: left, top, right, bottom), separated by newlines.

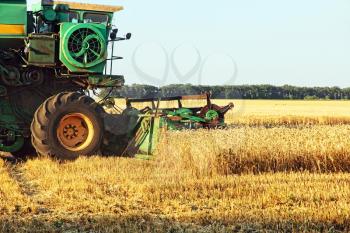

109,84,350,100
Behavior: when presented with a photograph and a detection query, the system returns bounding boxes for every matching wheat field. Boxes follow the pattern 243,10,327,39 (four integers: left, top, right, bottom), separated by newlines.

115,99,350,126
2,100,350,232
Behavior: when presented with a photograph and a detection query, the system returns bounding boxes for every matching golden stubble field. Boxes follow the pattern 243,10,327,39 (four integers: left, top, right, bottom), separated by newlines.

2,100,350,232
115,99,350,126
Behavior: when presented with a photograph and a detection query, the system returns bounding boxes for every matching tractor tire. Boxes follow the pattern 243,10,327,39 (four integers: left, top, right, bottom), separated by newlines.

31,92,104,160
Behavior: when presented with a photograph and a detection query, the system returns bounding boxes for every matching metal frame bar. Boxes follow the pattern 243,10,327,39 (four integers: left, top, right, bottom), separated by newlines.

105,37,127,76
125,93,211,111
126,93,209,103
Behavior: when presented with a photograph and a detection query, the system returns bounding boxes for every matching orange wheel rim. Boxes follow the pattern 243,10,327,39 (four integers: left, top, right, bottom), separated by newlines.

57,113,94,152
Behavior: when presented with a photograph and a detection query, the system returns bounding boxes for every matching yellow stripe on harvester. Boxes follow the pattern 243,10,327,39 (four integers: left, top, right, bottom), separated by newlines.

0,24,25,35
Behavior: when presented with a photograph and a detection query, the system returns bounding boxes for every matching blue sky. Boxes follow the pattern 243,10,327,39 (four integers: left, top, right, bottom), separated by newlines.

28,0,350,87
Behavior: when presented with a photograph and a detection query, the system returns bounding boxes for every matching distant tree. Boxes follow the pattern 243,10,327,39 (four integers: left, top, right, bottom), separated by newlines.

110,84,350,100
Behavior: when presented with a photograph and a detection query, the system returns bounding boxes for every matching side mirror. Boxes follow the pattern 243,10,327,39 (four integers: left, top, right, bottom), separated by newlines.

110,32,116,40
126,33,132,40
110,28,118,40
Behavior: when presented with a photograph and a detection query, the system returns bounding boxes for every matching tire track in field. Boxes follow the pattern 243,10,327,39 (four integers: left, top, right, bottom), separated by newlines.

4,156,52,214
6,161,38,197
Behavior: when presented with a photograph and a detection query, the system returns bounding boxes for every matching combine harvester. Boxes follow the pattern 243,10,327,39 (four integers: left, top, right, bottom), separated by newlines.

0,0,233,160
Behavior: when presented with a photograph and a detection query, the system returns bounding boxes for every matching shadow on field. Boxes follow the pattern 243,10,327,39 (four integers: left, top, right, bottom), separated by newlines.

0,154,38,164
0,154,19,164
0,215,348,233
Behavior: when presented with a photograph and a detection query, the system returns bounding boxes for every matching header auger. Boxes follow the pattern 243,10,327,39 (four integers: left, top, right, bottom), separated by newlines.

0,0,233,160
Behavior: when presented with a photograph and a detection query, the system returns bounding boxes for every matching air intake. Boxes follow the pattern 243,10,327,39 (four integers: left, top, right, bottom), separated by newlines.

60,23,107,73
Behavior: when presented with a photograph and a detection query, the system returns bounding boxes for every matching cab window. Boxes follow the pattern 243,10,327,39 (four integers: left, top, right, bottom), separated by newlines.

68,11,79,23
83,13,108,23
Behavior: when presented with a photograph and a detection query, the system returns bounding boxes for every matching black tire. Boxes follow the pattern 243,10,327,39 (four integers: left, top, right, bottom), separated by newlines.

31,92,104,160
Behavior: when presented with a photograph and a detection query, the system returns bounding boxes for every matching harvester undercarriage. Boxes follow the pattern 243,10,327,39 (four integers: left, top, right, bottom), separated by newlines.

0,63,84,155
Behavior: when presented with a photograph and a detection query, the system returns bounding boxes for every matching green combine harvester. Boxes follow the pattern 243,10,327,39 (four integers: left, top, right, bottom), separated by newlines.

0,0,234,160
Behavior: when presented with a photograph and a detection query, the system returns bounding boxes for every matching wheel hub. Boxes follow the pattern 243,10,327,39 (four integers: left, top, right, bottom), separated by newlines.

57,113,94,152
63,124,79,139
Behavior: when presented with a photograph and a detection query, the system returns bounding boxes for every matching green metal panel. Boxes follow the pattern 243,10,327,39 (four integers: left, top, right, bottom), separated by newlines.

0,0,27,39
0,1,27,25
136,116,161,155
27,34,56,65
88,75,125,87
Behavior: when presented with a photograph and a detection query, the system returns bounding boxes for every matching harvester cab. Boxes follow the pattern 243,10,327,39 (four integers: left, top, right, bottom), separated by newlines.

29,0,129,84
0,0,234,160
0,0,128,87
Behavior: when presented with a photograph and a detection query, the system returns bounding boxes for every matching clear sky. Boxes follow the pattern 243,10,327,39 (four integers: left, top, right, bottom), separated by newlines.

28,0,350,87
